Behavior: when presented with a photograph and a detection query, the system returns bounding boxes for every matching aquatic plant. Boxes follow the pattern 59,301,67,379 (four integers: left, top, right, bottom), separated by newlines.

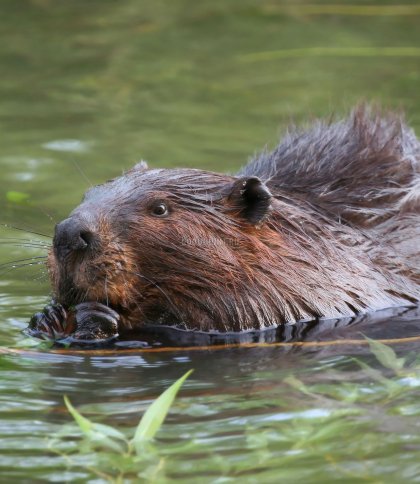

49,370,193,482
46,340,420,482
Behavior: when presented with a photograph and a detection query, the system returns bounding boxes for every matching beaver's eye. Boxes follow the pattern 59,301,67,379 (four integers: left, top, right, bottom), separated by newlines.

151,202,169,217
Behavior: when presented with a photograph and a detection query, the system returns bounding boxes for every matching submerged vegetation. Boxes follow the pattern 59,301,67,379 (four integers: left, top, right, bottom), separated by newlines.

49,370,193,482
43,340,420,482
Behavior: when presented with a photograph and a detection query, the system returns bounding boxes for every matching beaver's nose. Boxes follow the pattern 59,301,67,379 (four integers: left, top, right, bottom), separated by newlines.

54,218,95,258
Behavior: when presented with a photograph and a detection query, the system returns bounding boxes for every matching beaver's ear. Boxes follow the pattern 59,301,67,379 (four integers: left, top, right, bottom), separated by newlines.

226,177,272,224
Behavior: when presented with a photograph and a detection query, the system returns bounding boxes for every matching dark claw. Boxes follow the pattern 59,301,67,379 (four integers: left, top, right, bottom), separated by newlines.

43,305,66,332
27,303,68,339
27,313,51,338
27,301,120,345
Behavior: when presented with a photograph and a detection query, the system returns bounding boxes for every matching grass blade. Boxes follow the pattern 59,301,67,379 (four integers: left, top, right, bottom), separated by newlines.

365,337,405,371
64,395,92,433
132,369,193,451
64,396,127,452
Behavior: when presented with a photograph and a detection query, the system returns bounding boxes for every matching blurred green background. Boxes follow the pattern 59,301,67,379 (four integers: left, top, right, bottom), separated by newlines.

2,0,420,232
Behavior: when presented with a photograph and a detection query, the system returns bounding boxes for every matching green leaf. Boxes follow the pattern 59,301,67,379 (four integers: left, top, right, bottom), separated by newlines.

353,358,403,399
365,337,406,371
283,375,314,396
354,358,394,386
91,422,127,441
132,369,193,451
15,337,54,350
64,396,127,453
6,191,30,204
64,395,93,433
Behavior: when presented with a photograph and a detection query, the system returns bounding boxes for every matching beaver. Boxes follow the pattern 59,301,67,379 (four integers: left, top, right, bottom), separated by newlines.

28,106,420,342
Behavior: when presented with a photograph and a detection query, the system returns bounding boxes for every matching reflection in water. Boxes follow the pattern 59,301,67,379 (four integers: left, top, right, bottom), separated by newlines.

128,306,420,347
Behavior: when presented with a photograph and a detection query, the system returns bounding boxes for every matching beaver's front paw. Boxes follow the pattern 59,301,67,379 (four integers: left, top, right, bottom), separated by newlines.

27,301,120,345
70,302,120,343
27,302,71,340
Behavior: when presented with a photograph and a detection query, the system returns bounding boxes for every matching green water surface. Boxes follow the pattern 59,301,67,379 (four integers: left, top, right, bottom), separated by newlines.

1,1,420,482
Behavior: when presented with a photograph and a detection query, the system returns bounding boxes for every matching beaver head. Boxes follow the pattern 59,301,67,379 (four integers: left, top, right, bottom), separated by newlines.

48,162,278,332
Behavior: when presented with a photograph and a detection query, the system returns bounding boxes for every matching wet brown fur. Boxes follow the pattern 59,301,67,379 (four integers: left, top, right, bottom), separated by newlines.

48,106,420,332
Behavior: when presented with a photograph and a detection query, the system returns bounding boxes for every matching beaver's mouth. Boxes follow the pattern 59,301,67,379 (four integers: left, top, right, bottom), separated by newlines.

56,274,114,307
50,246,123,309
49,215,141,315
53,258,142,315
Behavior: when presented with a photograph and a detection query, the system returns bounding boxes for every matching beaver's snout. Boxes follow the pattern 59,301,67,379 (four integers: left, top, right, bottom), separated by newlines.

54,217,96,259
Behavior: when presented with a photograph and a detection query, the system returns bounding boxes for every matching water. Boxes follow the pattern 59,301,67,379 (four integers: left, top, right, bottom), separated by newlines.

1,1,420,481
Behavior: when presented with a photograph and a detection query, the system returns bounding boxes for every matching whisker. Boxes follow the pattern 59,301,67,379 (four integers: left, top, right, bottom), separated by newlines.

105,275,109,307
82,286,90,303
0,223,52,239
0,242,49,250
0,238,48,245
0,256,47,270
128,268,183,323
121,271,132,300
0,261,46,277
0,237,48,243
33,272,49,283
73,277,95,305
36,206,57,224
71,159,93,187
69,286,79,304
108,229,125,246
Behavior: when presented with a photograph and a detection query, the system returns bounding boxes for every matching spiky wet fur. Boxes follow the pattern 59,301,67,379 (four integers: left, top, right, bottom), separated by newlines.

49,106,420,332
